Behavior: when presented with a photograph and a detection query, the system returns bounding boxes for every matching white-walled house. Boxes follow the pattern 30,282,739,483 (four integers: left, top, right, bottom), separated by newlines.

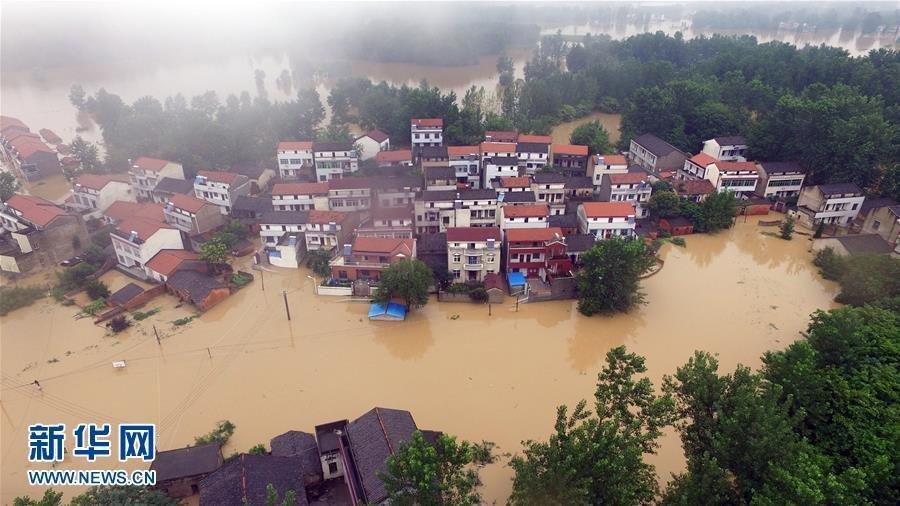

591,154,628,188
796,183,865,228
578,202,637,239
129,157,185,200
599,172,653,219
516,134,551,174
702,136,748,162
679,153,718,181
163,194,226,235
705,161,759,198
314,143,359,181
531,173,567,215
355,130,390,161
501,203,550,232
410,118,443,156
258,210,351,256
445,227,501,282
482,157,519,187
67,174,134,218
194,170,251,214
259,211,309,247
448,146,481,189
276,141,314,180
110,216,185,273
755,161,806,199
271,182,330,211
629,134,686,172
414,189,499,234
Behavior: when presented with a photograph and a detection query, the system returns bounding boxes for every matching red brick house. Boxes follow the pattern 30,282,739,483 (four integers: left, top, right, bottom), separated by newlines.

330,237,416,282
505,227,572,281
659,217,694,236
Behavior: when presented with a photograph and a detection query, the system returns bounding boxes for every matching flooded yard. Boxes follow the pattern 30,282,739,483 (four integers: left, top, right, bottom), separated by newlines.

550,111,622,146
0,216,838,504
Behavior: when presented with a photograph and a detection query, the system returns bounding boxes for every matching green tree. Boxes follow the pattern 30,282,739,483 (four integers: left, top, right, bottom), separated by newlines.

510,347,675,505
380,431,487,506
294,87,325,140
497,54,515,87
813,246,846,280
372,259,432,310
264,483,297,506
0,171,20,201
13,489,62,506
648,190,681,219
700,191,737,233
305,249,333,278
779,215,795,240
69,486,177,505
84,279,110,300
200,238,230,270
576,238,655,316
195,420,235,446
69,84,87,111
69,136,101,175
569,120,612,155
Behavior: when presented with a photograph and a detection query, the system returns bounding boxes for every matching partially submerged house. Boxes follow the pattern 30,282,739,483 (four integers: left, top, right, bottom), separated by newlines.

151,443,223,499
329,237,416,282
796,183,865,228
166,270,230,311
199,454,310,506
0,194,88,274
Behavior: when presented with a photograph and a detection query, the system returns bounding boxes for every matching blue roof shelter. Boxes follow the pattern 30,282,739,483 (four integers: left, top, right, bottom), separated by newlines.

368,303,408,321
507,272,526,288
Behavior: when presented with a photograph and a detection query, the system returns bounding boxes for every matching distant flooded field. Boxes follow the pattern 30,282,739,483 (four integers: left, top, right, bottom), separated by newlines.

551,111,622,146
0,215,839,503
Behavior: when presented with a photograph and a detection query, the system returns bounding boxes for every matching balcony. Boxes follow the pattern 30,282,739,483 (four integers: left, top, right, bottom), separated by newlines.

463,263,483,270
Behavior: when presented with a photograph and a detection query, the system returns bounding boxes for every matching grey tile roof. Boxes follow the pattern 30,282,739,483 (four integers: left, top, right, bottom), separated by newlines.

565,234,596,252
533,173,567,184
108,283,144,306
500,191,536,203
633,133,683,156
818,183,862,197
259,210,309,225
153,177,194,195
564,176,593,189
549,213,579,228
859,197,897,214
151,443,221,483
416,233,448,254
166,270,226,303
232,195,273,214
833,234,894,255
516,141,550,152
346,407,417,504
314,142,353,152
199,454,308,506
270,431,321,481
485,156,519,165
758,161,804,175
421,189,497,201
419,146,448,159
425,166,455,179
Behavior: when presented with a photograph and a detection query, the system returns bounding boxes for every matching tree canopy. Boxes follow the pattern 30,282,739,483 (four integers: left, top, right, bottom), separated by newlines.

576,237,655,316
372,259,432,310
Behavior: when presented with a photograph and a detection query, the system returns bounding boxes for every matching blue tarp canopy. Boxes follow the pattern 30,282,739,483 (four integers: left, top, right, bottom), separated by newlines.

507,272,526,287
368,302,408,321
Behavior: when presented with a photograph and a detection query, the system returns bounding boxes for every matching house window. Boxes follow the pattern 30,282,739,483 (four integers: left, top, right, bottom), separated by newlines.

452,254,461,263
328,462,338,474
872,220,881,230
452,269,461,279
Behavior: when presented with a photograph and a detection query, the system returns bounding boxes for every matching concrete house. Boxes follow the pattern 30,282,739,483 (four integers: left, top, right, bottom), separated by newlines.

151,177,195,204
480,141,516,160
679,153,718,181
858,199,899,252
271,182,330,211
1,127,60,181
194,170,251,214
484,130,518,143
599,172,653,219
314,142,359,182
629,134,686,172
447,145,481,189
414,189,499,234
796,183,865,228
501,203,550,233
410,118,443,157
516,134,552,174
372,176,422,209
578,202,637,239
328,177,373,212
672,178,715,203
355,130,390,160
330,237,416,282
130,157,186,200
144,249,203,283
564,176,594,199
482,156,519,187
591,154,628,188
110,210,185,273
305,210,353,251
259,210,308,248
67,174,135,219
357,206,415,239
424,165,456,191
269,233,306,269
551,144,589,173
375,149,413,168
755,161,806,199
445,227,501,283
531,173,567,215
277,141,315,180
702,136,748,162
151,443,223,499
705,161,759,198
496,176,531,194
164,194,226,235
0,194,88,274
505,227,572,281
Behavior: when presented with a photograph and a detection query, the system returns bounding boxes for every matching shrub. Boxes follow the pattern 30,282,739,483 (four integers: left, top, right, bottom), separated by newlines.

248,444,267,455
85,280,110,299
671,237,686,247
231,272,251,288
195,420,235,446
57,263,98,291
813,247,846,281
173,315,196,326
779,216,795,240
835,254,900,307
0,286,46,315
107,316,130,333
132,308,160,321
446,283,471,294
469,287,489,303
82,245,107,266
81,299,107,316
657,229,672,239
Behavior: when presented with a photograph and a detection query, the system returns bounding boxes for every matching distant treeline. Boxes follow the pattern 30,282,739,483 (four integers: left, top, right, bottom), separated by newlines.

692,6,900,33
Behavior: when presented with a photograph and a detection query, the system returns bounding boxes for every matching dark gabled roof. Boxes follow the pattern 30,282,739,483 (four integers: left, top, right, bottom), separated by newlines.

565,234,597,253
371,175,423,190
108,283,145,306
516,141,550,153
549,213,579,228
633,133,683,157
421,189,497,201
859,197,898,214
832,234,895,255
199,454,308,506
485,156,519,165
315,420,348,454
419,145,448,159
501,191,536,203
259,210,309,225
232,195,273,214
153,177,194,195
712,136,746,146
314,142,353,152
424,165,455,179
533,173,567,184
757,161,804,175
328,176,377,190
151,443,221,483
416,233,448,254
818,183,862,197
346,407,417,504
229,164,267,179
270,431,321,480
166,270,226,302
564,176,593,189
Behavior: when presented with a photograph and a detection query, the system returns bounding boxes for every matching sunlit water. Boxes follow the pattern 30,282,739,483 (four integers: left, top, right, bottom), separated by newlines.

0,216,839,503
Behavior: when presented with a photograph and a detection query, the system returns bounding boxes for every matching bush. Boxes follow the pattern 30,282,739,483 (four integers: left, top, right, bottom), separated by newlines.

671,237,686,247
107,316,130,333
195,420,235,446
779,216,795,240
0,286,46,315
57,263,98,291
813,247,846,281
82,245,107,266
446,283,471,294
231,272,251,288
248,444,267,455
84,280,110,299
469,287,489,303
132,308,160,321
81,299,107,316
835,254,900,307
173,315,196,326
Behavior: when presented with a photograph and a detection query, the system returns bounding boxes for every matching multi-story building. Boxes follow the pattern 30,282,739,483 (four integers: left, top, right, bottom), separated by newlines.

259,211,309,247
564,176,594,199
327,177,373,212
130,157,186,200
425,166,456,191
414,189,499,234
591,154,628,188
194,170,251,214
501,203,550,232
599,172,653,219
706,161,759,198
150,177,195,204
445,227,501,282
314,142,359,182
372,176,422,209
505,227,572,281
0,194,88,274
330,237,416,282
495,176,531,194
499,190,537,206
305,210,352,251
796,183,865,228
410,118,443,157
2,136,60,181
276,141,315,180
629,134,686,172
578,202,637,240
480,141,516,161
354,130,390,160
271,182,330,211
551,144,590,173
67,174,134,218
516,134,551,174
679,153,718,181
482,156,519,187
531,173,567,215
858,199,900,252
109,209,185,273
755,162,806,199
357,206,415,239
672,178,715,203
448,146,481,189
702,136,748,162
164,194,226,235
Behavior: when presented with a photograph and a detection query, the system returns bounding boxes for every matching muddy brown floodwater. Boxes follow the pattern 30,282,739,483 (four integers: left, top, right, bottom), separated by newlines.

0,215,838,504
550,112,622,146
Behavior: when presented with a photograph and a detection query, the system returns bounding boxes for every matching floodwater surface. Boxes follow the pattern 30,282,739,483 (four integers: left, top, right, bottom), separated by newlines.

550,112,622,146
0,216,839,504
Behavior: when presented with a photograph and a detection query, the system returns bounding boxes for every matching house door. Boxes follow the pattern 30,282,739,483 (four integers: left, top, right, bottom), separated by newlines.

467,270,478,282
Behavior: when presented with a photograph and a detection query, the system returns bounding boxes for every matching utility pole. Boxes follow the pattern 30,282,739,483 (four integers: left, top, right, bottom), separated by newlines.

260,269,265,291
282,290,291,320
153,325,161,345
488,302,492,316
206,347,211,359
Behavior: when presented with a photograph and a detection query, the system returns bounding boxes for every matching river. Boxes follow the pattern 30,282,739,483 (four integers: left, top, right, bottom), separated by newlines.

0,215,839,504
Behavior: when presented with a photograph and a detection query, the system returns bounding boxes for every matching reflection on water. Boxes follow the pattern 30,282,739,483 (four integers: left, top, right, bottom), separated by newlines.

0,216,839,503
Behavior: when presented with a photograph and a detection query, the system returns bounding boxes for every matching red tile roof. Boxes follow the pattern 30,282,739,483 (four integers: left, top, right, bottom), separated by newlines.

272,182,329,195
447,146,479,156
500,176,531,188
308,210,347,224
675,179,715,195
0,115,28,132
75,174,122,191
716,161,758,174
277,141,314,151
353,237,415,256
598,154,626,165
411,118,443,127
5,194,66,227
5,130,40,143
169,193,209,213
132,157,172,172
688,153,717,167
376,149,412,163
503,204,550,218
506,227,565,243
480,142,516,153
609,172,651,185
361,130,389,143
553,144,589,156
517,134,552,144
104,201,164,222
197,170,242,185
146,249,199,277
483,272,505,291
12,138,55,158
581,202,635,218
446,227,502,242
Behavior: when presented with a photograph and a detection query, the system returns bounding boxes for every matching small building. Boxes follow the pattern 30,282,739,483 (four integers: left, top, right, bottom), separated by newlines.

67,174,134,219
270,233,305,269
599,172,653,219
151,443,223,499
483,272,506,303
551,144,589,173
314,420,348,481
166,270,230,311
564,233,597,265
314,142,360,182
659,216,694,236
270,431,322,486
4,136,60,181
416,232,448,278
414,189,499,234
424,165,456,191
368,303,408,321
516,135,551,174
591,154,629,188
531,173,567,215
548,213,579,236
107,283,146,308
701,136,748,162
578,202,637,240
482,156,520,187
327,176,373,212
230,195,272,222
706,161,759,198
0,194,88,274
858,199,899,252
164,194,226,235
501,203,550,232
329,237,416,282
629,134,686,172
110,208,185,273
563,176,594,199
151,177,196,204
355,130,391,161
259,210,308,247
199,454,309,506
499,190,536,206
230,164,276,194
145,249,203,283
813,234,896,258
506,271,527,295
446,227,501,283
496,176,531,194
306,210,353,251
130,157,186,201
271,182,330,211
375,149,413,168
410,118,443,157
505,227,571,281
372,176,422,209
277,141,315,180
796,183,865,228
672,178,715,203
679,153,718,181
194,170,251,214
755,161,806,199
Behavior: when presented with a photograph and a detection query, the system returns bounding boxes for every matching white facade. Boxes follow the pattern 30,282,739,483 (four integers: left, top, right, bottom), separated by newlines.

414,192,500,234
446,234,501,282
271,185,329,211
194,174,251,214
756,163,806,198
702,138,748,162
269,234,304,269
355,134,390,161
516,148,549,174
706,162,759,198
277,144,314,180
482,158,519,187
591,155,628,188
797,185,865,227
111,228,184,270
410,120,443,152
70,181,134,219
577,203,637,240
606,178,653,219
501,215,549,232
129,159,185,200
448,148,481,189
314,147,359,182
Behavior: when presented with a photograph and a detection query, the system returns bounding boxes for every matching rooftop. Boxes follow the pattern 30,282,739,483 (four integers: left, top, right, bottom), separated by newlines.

108,283,145,307
425,165,455,180
353,237,415,256
499,176,531,188
168,193,210,213
609,172,651,185
4,194,67,227
553,144,589,156
346,407,417,504
197,170,242,185
277,141,314,151
500,191,536,203
421,189,497,202
486,156,519,165
132,156,173,172
75,174,124,191
675,179,716,195
484,130,518,142
597,154,626,166
503,203,550,218
480,142,516,153
166,270,227,302
199,454,308,506
314,142,353,152
517,134,552,145
447,145,480,156
715,161,758,174
308,210,347,224
329,176,378,191
712,135,747,146
411,118,443,127
581,201,636,218
371,206,414,221
360,129,389,143
533,173,567,184
758,161,804,175
549,213,579,228
153,177,195,195
272,182,329,196
688,153,718,167
259,210,309,225
146,249,200,278
446,227,502,242
376,149,412,164
419,145,448,159
104,201,163,223
565,233,597,252
830,234,895,255
633,133,683,157
506,227,565,243
151,443,221,483
818,183,862,197
232,195,273,214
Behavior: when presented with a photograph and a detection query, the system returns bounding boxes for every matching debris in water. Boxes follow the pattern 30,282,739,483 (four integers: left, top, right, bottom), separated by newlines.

770,305,778,310
450,314,460,320
768,323,779,330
